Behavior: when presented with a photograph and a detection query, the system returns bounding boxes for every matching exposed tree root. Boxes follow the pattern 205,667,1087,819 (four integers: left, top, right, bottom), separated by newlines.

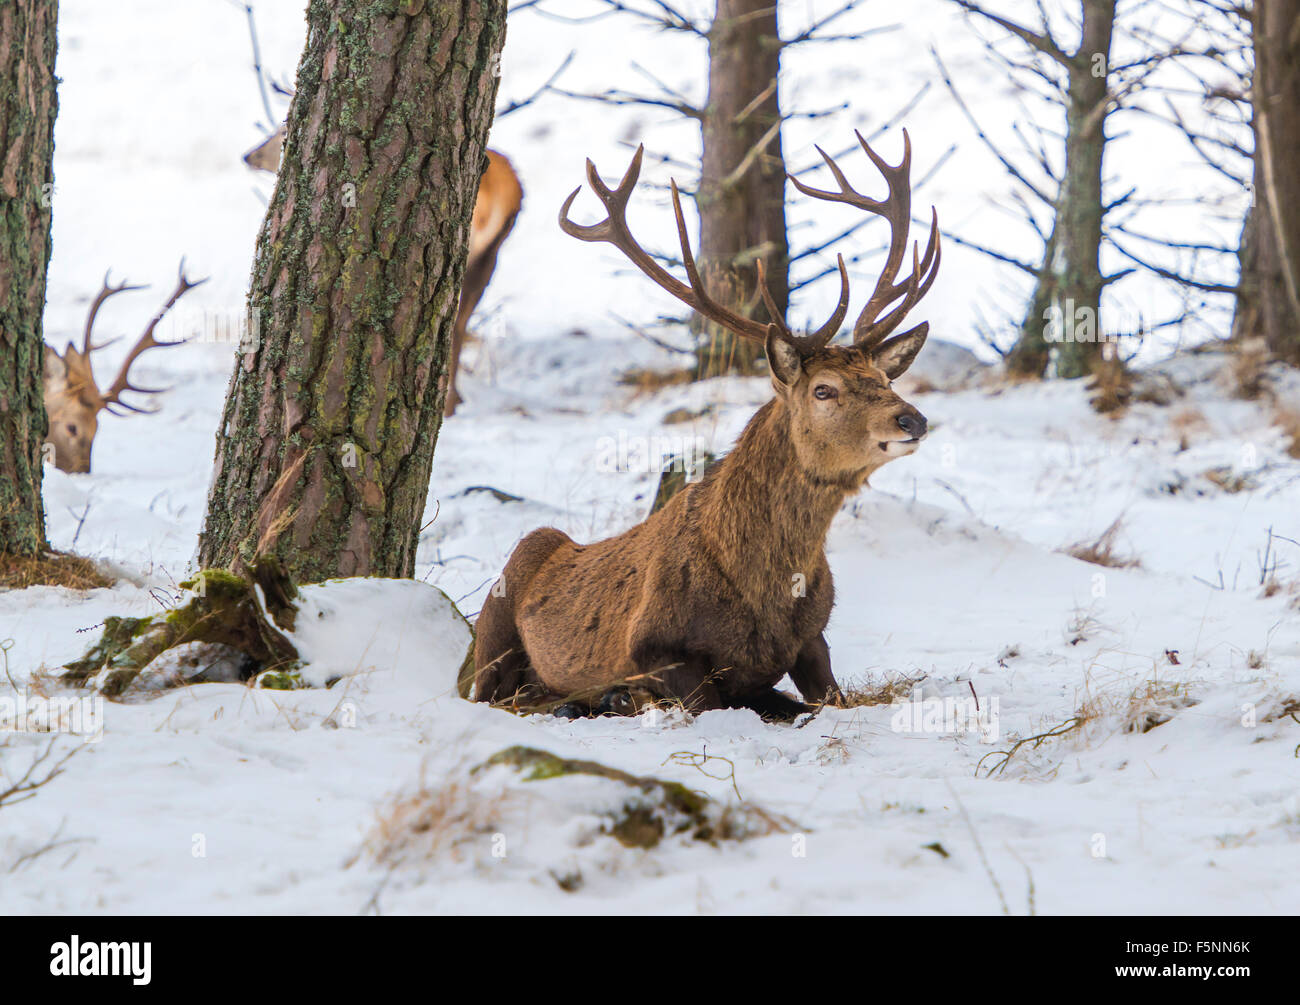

60,557,300,699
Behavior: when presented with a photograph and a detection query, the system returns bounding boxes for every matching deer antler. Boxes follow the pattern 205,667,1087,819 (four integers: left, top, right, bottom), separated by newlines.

789,129,940,354
80,272,147,357
559,146,850,354
53,272,148,401
99,260,207,416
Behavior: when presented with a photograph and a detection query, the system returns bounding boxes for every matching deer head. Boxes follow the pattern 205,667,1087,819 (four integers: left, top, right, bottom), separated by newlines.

242,123,286,173
44,263,205,473
559,130,940,486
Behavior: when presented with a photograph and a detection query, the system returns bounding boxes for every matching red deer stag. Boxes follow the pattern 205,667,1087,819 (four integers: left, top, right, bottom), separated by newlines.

473,131,940,720
43,263,205,473
243,132,522,414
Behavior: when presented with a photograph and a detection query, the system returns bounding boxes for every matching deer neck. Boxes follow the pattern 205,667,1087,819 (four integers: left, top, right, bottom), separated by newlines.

694,398,852,587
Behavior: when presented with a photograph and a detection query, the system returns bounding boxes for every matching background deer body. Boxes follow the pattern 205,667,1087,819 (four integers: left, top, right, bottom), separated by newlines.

475,134,940,718
43,264,203,473
244,133,522,414
447,150,524,415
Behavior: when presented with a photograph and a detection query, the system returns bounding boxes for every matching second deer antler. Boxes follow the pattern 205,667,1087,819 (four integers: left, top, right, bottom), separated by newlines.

98,260,207,415
558,145,851,353
789,129,941,353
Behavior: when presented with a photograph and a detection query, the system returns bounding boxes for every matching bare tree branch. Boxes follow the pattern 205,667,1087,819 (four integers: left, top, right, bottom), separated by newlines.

0,739,79,811
1108,236,1239,295
952,0,1073,66
932,46,1056,206
545,84,703,120
522,0,706,34
495,50,575,118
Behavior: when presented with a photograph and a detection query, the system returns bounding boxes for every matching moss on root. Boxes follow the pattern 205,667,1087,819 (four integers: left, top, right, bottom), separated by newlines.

62,557,300,699
254,666,305,690
475,745,777,849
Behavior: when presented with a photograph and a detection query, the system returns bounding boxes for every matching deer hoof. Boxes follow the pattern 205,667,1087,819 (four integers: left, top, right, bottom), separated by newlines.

553,702,585,719
596,686,636,716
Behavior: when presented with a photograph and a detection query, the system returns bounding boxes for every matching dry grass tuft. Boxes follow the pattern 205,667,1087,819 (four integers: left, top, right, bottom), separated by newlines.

1086,357,1133,415
1076,675,1199,735
713,800,798,841
1117,679,1198,734
1202,466,1257,494
365,745,795,875
1230,338,1271,400
662,404,715,425
1169,406,1208,452
365,769,505,869
1261,695,1300,723
841,671,928,707
0,550,114,591
899,374,938,395
618,367,695,394
1065,516,1141,569
1273,407,1300,460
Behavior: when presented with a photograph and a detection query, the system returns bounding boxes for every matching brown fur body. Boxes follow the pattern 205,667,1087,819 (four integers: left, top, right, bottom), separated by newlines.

446,151,523,415
475,135,938,718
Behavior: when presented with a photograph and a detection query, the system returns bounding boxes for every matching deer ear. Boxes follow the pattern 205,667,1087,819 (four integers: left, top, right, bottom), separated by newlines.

870,322,929,379
765,326,802,388
43,345,68,386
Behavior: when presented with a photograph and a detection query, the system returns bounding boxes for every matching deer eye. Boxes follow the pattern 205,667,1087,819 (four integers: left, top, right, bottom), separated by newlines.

813,384,837,401
66,424,78,435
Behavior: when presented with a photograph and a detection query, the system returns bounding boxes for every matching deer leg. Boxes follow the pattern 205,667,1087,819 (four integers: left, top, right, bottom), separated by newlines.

735,688,815,723
591,684,664,717
788,633,845,706
446,210,517,418
445,316,466,417
472,613,537,705
472,565,530,703
595,686,635,716
473,528,572,704
630,650,724,714
552,688,651,718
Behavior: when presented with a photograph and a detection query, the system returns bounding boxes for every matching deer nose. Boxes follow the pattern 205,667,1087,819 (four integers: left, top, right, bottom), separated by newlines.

897,411,927,439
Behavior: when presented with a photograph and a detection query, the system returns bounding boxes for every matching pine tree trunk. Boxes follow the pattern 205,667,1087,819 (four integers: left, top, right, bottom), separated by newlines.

693,0,789,379
1232,161,1299,357
0,0,57,557
198,0,505,583
1006,227,1058,377
1235,0,1300,364
1007,0,1114,380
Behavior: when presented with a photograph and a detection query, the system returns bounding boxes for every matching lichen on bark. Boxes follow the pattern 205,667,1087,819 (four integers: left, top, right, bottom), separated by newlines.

0,0,58,557
198,0,507,583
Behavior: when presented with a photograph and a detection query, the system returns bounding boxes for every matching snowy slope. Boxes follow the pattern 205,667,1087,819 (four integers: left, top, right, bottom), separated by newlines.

0,0,1296,915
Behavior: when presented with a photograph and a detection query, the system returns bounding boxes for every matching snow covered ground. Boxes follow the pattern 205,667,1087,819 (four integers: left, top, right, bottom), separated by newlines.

1,1,1296,914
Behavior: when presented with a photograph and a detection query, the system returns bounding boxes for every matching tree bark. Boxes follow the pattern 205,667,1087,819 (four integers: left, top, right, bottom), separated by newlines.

1006,0,1114,380
0,0,56,557
1234,0,1300,364
693,0,789,378
198,0,506,583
